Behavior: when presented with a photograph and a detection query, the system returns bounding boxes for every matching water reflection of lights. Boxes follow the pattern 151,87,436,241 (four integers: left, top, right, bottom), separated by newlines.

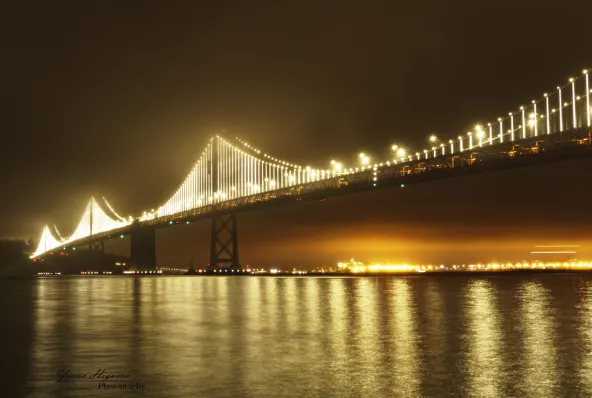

284,278,298,332
390,280,420,396
357,279,381,396
424,281,445,387
580,283,592,394
328,279,348,379
465,280,502,397
518,282,557,396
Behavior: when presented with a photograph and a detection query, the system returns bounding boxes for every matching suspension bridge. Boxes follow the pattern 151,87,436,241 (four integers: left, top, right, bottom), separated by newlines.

31,68,592,269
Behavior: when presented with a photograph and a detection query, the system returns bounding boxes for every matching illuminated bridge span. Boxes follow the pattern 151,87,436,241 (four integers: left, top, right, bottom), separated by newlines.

32,68,592,268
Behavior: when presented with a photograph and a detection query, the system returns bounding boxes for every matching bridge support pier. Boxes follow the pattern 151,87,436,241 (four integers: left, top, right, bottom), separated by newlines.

87,240,105,266
130,222,156,270
88,240,104,254
209,213,240,270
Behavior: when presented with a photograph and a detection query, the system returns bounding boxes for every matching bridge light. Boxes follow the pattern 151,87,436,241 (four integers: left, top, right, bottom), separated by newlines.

331,161,342,172
391,145,398,151
429,135,437,142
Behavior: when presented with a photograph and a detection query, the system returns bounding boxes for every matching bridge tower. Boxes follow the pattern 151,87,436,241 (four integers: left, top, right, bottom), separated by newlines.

87,199,105,264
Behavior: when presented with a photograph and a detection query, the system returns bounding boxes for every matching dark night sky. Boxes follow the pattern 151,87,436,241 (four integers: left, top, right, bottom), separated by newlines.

1,0,592,267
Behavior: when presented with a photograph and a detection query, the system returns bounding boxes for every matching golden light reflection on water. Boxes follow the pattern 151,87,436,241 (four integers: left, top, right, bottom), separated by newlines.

305,277,320,336
265,277,277,328
30,279,61,392
355,279,381,396
389,279,421,397
284,277,297,332
464,279,502,397
579,282,592,394
518,281,558,397
328,278,348,381
303,278,324,386
243,276,263,391
31,278,145,397
24,275,592,397
424,280,445,384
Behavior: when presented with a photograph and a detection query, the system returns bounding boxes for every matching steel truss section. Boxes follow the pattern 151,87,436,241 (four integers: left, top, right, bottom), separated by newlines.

89,240,104,254
209,212,240,269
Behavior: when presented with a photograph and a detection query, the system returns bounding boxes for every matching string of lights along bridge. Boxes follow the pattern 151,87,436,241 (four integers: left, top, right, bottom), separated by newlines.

31,68,592,259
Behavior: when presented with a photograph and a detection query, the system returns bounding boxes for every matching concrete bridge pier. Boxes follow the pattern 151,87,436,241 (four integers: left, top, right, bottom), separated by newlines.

130,221,156,270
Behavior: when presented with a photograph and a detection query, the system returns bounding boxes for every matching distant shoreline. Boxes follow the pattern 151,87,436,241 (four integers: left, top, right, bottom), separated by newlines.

21,269,592,278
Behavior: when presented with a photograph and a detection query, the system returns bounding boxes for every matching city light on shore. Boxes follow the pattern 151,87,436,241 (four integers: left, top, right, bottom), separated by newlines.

339,260,592,274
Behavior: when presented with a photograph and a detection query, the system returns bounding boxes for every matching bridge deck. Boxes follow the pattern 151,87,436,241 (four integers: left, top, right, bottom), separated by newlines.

43,128,591,255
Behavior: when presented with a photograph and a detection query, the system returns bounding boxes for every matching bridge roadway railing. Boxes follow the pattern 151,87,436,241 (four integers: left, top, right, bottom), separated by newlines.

137,127,591,229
